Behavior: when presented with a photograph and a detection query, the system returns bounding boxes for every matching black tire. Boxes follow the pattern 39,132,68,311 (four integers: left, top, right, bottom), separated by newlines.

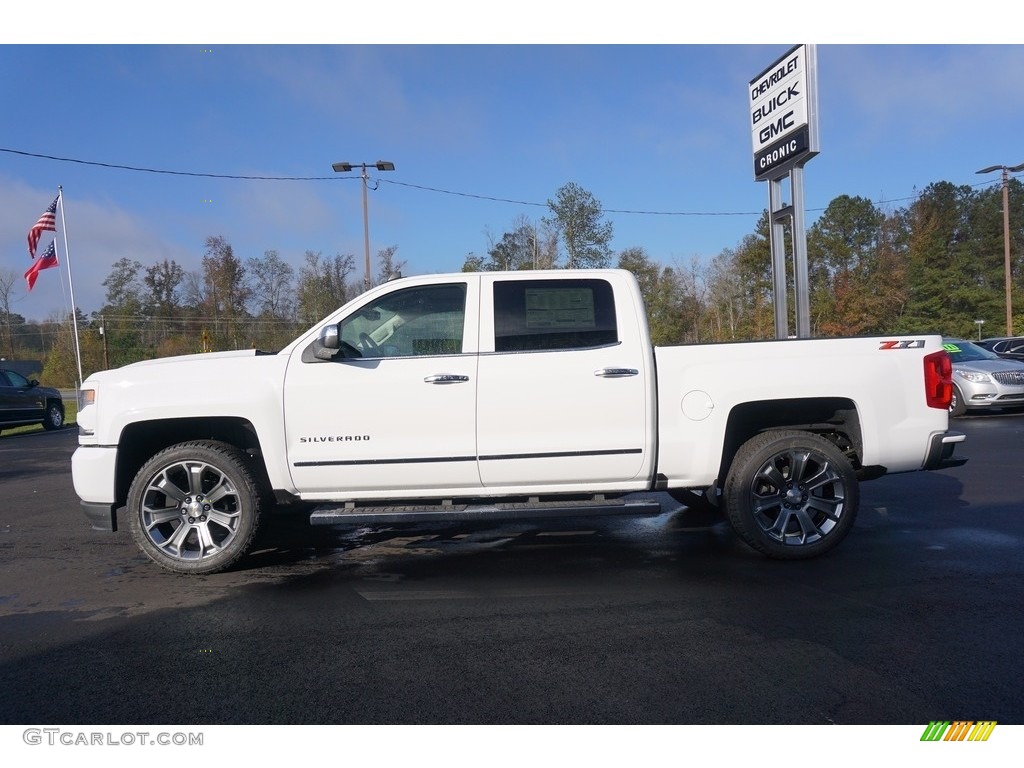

723,430,859,559
949,385,967,418
42,400,64,430
127,440,263,574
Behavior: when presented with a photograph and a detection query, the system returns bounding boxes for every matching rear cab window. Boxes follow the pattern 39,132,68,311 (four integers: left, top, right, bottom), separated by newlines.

492,278,618,352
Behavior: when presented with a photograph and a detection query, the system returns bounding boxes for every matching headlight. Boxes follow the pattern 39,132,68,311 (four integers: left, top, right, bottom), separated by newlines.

955,369,991,383
78,388,96,409
77,387,97,439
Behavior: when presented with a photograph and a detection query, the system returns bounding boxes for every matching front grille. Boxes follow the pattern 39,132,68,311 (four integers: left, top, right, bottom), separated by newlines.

993,370,1024,386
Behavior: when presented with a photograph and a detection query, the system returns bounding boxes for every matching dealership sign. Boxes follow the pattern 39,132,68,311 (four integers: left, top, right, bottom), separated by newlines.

748,44,819,181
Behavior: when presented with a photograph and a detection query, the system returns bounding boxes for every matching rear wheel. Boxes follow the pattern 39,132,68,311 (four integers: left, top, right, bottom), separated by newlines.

127,440,263,574
723,430,858,559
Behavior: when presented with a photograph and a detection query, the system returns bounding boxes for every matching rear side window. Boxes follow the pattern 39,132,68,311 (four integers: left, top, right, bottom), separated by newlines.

493,279,618,352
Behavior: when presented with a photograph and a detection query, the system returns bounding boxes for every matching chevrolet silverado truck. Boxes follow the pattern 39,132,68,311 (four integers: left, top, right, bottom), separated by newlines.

72,269,966,574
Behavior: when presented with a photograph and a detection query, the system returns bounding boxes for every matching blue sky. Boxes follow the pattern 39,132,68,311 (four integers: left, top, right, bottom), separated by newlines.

3,14,1023,319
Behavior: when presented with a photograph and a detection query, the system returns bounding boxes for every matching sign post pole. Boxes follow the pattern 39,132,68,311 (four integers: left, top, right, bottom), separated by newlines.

749,44,819,339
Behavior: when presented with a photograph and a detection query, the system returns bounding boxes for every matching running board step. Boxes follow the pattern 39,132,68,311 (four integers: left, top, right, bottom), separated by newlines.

309,498,663,526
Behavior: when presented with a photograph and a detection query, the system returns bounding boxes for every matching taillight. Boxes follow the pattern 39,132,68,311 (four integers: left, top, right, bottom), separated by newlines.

924,350,953,409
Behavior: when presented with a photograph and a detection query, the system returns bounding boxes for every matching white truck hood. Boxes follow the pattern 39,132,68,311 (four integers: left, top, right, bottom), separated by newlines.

121,349,266,369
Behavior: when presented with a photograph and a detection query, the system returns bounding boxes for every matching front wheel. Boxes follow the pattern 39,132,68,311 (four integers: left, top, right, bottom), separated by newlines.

949,384,967,417
723,430,859,559
127,441,263,574
42,401,64,430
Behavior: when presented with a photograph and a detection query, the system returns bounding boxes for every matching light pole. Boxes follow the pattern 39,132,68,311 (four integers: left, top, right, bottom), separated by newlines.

976,162,1024,336
974,319,985,341
332,160,396,290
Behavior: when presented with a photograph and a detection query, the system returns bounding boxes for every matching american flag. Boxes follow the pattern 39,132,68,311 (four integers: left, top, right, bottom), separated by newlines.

27,195,58,258
24,240,59,291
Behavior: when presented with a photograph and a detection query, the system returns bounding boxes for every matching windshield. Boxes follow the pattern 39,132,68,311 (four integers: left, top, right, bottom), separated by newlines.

943,340,1000,363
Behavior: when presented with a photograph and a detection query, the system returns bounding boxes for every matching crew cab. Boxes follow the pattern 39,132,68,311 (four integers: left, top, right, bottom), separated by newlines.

72,269,966,574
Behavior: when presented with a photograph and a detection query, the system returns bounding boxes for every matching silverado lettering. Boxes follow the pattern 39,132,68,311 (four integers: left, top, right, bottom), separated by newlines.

299,435,371,443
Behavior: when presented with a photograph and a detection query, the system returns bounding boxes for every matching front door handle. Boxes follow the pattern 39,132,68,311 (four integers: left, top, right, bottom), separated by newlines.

594,368,639,378
424,374,470,384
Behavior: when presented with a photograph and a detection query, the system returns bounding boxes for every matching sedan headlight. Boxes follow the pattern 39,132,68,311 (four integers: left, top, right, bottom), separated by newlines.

955,369,991,383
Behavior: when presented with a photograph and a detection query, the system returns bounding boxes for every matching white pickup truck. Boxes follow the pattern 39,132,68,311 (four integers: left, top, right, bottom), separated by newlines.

73,269,966,574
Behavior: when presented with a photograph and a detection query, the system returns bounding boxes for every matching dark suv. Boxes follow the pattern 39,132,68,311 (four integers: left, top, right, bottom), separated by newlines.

0,369,65,434
977,336,1024,362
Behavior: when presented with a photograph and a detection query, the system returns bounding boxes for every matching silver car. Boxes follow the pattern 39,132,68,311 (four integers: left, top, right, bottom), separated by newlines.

945,338,1024,416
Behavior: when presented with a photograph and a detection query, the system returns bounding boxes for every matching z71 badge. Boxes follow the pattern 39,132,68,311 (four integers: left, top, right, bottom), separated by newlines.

879,340,925,349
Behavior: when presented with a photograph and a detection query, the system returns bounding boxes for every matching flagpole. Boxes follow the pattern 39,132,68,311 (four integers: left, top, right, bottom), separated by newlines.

57,186,84,388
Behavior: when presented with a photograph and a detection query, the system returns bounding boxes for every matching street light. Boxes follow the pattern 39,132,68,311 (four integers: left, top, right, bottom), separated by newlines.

976,162,1024,336
332,160,396,290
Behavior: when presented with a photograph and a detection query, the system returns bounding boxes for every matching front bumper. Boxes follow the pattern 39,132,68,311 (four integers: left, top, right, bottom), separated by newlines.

81,500,118,532
72,445,119,531
923,430,967,470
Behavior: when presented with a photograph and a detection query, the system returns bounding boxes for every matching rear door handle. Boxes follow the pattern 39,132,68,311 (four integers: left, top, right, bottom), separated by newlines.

424,374,470,384
594,368,639,378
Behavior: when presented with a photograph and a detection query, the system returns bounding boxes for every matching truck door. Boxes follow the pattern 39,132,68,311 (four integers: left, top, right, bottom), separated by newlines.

475,275,651,489
283,278,481,496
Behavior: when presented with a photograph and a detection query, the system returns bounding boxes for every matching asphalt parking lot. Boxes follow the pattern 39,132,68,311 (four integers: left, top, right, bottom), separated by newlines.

1,413,1022,728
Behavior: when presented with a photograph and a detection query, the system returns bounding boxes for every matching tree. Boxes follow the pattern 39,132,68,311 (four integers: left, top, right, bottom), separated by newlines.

462,216,558,272
296,251,356,325
375,245,407,285
705,249,743,340
807,195,894,336
488,215,540,271
100,257,144,315
461,254,487,272
201,235,250,324
0,267,21,359
246,250,295,319
544,182,613,269
40,308,93,386
900,182,982,335
971,177,1024,334
143,259,185,318
617,247,683,345
730,212,775,339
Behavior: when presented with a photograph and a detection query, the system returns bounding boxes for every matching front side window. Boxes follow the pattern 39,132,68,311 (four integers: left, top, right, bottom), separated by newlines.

493,279,618,352
339,283,467,358
4,371,29,387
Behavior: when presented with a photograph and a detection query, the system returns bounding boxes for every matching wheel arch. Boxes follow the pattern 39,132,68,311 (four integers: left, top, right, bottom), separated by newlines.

113,417,270,510
719,397,863,484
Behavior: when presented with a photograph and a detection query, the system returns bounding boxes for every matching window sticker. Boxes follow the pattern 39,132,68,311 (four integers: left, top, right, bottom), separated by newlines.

524,288,595,329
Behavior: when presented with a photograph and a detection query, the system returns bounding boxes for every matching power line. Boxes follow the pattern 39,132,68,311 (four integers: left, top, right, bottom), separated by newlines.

3,145,1016,219
0,147,340,181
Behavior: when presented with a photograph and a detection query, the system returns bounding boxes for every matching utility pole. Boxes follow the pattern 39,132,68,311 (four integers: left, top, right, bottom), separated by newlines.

331,161,396,290
977,162,1024,336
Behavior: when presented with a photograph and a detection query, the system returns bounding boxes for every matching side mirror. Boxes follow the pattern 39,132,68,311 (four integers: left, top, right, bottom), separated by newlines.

313,325,363,361
29,379,39,388
314,324,341,360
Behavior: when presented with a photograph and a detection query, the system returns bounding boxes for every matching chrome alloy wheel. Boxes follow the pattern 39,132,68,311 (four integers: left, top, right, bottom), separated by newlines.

137,458,244,563
746,446,848,547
